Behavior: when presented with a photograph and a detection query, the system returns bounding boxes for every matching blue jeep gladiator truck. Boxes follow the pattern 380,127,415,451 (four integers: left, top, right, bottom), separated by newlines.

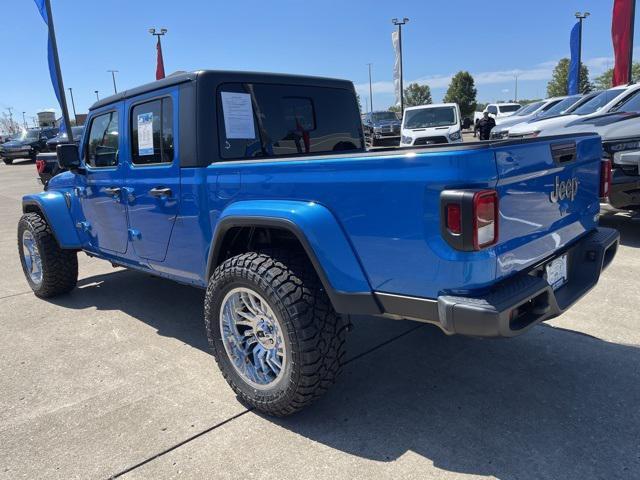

17,71,619,416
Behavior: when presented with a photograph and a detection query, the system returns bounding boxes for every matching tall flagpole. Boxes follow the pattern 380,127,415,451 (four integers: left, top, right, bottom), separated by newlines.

43,0,73,142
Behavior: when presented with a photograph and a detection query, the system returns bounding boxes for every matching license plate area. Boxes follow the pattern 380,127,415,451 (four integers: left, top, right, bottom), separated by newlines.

545,254,568,290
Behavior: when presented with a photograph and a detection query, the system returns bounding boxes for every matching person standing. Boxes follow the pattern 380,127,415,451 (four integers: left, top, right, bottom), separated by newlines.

476,111,496,140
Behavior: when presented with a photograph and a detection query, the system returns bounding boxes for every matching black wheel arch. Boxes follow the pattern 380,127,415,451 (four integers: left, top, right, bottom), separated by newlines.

206,216,381,316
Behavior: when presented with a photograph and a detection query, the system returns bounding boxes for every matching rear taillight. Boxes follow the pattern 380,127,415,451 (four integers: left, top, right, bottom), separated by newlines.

473,190,499,249
440,189,499,251
600,159,612,199
36,159,46,173
445,204,461,234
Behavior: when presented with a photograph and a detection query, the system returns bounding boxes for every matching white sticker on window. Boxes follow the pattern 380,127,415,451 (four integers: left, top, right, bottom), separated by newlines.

137,112,154,156
221,92,256,139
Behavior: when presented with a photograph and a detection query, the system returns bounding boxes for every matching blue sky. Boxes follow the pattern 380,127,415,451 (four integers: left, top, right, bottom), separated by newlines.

1,0,639,125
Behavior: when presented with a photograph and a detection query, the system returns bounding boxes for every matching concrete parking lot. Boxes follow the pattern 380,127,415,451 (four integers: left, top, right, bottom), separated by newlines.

1,158,639,480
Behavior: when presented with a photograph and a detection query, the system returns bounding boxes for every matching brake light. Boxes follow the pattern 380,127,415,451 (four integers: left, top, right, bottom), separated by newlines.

473,190,499,250
600,159,612,199
446,204,461,234
36,159,46,174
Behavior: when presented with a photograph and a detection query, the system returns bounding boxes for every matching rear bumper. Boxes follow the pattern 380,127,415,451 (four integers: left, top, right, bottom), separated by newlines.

377,228,619,337
609,168,640,209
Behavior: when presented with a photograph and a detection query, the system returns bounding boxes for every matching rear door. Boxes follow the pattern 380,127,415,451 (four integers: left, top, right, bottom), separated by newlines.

124,93,180,262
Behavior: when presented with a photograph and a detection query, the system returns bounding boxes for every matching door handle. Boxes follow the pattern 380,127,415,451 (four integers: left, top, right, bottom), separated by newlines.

104,187,121,197
149,187,172,198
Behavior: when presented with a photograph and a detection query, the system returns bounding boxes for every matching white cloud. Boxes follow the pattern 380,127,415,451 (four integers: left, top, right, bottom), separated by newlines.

354,54,618,98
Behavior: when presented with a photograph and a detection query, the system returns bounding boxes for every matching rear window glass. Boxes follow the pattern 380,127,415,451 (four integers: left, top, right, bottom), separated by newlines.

498,104,521,113
217,83,363,160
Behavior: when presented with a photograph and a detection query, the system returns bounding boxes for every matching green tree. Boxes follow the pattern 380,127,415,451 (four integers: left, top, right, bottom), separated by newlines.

593,63,640,90
404,83,432,107
387,83,432,112
443,71,477,118
546,58,592,96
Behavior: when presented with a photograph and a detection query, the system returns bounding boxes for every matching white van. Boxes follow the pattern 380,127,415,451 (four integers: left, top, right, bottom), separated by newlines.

400,103,462,146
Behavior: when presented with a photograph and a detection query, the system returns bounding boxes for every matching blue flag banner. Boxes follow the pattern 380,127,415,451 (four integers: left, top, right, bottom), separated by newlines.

33,0,66,133
568,21,581,95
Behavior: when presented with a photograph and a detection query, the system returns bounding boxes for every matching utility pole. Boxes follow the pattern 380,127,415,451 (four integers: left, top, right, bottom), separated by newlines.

68,87,78,125
575,12,590,92
514,72,519,102
367,63,374,114
392,18,409,116
107,69,119,93
94,90,100,101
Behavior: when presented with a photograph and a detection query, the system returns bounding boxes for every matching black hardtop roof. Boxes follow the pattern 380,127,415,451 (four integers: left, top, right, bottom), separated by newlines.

90,70,354,111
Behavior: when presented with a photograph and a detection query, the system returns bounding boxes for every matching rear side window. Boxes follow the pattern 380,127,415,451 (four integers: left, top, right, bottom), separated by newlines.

86,111,119,168
487,105,498,114
131,98,174,165
217,83,363,160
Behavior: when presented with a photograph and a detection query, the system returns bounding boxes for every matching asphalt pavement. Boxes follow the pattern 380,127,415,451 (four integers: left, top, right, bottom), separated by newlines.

0,157,639,480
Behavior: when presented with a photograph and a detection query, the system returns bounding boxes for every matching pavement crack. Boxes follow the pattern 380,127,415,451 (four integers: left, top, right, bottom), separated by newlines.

107,322,425,478
0,290,32,300
107,409,253,479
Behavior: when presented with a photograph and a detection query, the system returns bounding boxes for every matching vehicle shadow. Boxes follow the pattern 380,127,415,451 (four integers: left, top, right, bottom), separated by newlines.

48,268,640,479
270,324,640,480
600,210,640,248
49,268,210,352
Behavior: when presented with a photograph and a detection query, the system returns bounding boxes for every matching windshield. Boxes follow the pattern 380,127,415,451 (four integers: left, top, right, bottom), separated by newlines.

538,95,582,118
404,106,457,129
610,90,640,113
515,101,544,116
572,88,627,115
58,127,84,138
498,104,521,113
371,112,398,122
11,130,38,141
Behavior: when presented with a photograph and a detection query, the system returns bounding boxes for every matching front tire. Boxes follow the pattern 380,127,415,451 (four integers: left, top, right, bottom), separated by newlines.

205,251,346,416
18,212,78,298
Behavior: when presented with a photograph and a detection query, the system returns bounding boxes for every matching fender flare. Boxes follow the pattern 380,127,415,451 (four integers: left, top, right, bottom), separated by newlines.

206,200,381,315
22,192,82,249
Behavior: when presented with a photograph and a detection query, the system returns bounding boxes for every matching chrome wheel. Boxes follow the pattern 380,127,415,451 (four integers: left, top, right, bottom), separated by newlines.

22,230,43,286
219,287,287,389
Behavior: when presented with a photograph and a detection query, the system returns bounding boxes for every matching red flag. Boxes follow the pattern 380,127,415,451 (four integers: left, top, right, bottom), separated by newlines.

612,0,635,86
155,37,165,80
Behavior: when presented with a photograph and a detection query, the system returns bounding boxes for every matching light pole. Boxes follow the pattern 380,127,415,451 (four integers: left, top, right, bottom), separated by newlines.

575,12,590,92
68,87,78,125
514,72,519,102
392,17,409,115
149,28,167,79
107,69,119,94
367,63,373,114
94,90,100,101
22,112,27,128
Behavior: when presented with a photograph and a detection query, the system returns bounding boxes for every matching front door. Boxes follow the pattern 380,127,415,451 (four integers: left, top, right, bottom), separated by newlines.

79,108,129,254
124,94,180,262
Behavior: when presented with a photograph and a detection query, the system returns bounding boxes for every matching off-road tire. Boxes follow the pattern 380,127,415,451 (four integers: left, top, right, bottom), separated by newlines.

205,250,347,416
17,212,78,298
3,158,13,165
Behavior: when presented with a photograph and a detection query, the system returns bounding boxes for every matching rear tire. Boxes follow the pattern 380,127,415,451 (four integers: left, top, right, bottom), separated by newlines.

3,158,13,165
205,250,347,416
18,212,78,298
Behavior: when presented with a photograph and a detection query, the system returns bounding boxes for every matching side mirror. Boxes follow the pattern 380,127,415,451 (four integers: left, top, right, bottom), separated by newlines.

56,143,82,171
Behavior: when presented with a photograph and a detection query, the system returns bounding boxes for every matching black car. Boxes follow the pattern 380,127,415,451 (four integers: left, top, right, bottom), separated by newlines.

0,127,58,164
45,126,84,151
362,111,401,147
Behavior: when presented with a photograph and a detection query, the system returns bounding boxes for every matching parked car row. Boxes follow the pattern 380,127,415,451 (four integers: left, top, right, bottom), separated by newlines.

487,83,640,211
0,126,84,166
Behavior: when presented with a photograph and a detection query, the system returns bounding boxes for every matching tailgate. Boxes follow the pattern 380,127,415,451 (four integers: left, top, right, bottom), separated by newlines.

493,133,602,280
